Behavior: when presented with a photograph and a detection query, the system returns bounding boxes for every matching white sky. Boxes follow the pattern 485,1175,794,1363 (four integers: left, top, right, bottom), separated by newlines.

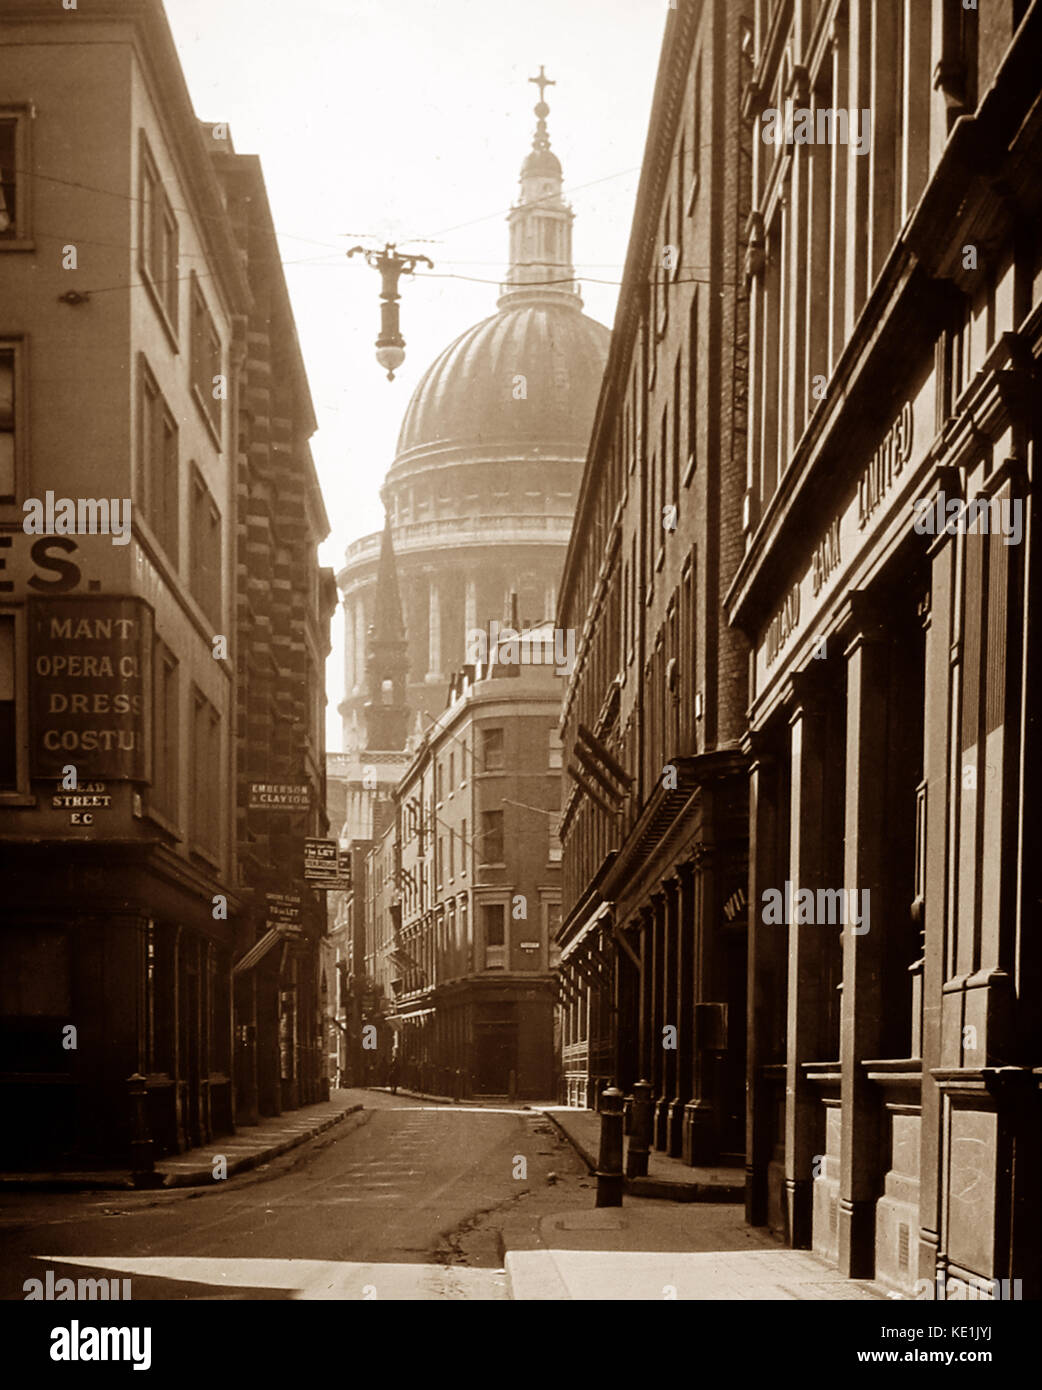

164,0,666,749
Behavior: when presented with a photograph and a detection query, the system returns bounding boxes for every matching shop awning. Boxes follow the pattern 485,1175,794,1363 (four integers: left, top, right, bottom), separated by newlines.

392,1006,435,1023
559,901,611,964
233,928,282,975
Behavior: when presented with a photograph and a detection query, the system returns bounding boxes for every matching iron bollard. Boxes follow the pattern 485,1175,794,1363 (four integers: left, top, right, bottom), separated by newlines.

626,1078,653,1178
595,1086,625,1207
127,1073,155,1187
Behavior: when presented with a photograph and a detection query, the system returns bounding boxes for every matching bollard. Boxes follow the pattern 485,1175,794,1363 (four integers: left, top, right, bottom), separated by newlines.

626,1078,653,1178
595,1086,625,1207
127,1073,155,1187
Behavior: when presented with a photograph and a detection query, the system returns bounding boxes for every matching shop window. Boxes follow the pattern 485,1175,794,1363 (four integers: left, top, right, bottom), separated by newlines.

0,928,71,1071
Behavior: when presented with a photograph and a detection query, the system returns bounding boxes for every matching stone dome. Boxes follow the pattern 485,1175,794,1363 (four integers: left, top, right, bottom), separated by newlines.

393,301,609,467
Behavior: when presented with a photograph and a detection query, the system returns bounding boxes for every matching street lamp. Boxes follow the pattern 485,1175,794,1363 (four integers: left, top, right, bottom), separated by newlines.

347,243,434,380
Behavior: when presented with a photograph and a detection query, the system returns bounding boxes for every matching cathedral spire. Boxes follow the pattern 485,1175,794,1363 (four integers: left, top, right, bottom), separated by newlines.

362,512,409,751
498,67,581,311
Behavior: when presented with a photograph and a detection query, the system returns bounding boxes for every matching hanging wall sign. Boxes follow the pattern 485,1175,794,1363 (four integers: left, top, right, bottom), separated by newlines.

28,595,152,780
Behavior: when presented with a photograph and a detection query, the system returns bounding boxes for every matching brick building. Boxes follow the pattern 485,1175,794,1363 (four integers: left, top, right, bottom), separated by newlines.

556,0,752,1167
363,627,563,1099
209,136,337,1124
726,0,1042,1297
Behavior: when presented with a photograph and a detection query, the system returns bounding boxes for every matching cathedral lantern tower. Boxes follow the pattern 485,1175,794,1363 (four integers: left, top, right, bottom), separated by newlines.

500,67,580,311
336,72,610,750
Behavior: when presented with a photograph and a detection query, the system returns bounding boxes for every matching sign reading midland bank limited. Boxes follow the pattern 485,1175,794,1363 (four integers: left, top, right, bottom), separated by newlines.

28,595,152,780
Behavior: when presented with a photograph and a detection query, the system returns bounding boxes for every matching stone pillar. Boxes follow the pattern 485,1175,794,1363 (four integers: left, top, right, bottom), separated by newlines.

837,596,888,1276
353,598,366,694
544,582,557,625
427,578,442,681
637,906,654,1085
684,845,723,1164
744,733,780,1225
668,860,696,1156
464,578,477,656
655,877,679,1150
784,667,832,1248
649,894,666,1133
344,601,355,694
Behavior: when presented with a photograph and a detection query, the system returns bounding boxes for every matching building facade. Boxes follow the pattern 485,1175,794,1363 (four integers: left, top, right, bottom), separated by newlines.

325,515,412,1087
336,79,609,751
210,138,337,1124
556,0,752,1168
0,0,332,1169
365,630,563,1099
726,0,1041,1297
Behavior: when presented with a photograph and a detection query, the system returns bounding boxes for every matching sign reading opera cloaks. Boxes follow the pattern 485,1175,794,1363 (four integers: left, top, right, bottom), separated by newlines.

28,596,152,779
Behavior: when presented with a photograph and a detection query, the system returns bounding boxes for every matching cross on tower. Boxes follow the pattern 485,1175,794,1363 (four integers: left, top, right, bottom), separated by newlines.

529,65,555,105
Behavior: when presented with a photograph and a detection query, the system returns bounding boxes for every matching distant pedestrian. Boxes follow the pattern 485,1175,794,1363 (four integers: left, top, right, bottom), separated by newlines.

388,1055,400,1095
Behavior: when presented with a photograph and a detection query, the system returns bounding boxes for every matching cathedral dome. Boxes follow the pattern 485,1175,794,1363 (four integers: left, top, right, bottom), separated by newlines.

393,301,609,465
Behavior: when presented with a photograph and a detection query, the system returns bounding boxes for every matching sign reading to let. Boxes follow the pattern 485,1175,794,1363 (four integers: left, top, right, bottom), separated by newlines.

303,838,352,890
304,837,338,880
28,596,152,780
266,891,303,937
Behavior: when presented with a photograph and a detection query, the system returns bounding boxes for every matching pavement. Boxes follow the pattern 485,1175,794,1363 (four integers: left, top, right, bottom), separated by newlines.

500,1200,885,1301
540,1105,745,1201
0,1091,364,1191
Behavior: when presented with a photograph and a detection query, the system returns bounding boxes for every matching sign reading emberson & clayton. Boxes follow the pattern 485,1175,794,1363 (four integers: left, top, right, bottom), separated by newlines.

248,782,310,811
28,596,151,780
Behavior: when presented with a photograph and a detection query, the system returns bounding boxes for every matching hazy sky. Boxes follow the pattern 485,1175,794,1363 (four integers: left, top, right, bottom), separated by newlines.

164,0,666,747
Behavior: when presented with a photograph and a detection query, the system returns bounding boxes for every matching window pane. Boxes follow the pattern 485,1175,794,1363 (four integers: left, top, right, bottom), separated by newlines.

0,350,14,496
0,615,15,789
483,904,505,947
482,727,504,770
0,118,18,235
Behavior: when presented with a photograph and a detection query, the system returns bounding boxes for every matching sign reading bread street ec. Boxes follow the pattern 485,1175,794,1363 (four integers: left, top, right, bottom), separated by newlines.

28,596,152,780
